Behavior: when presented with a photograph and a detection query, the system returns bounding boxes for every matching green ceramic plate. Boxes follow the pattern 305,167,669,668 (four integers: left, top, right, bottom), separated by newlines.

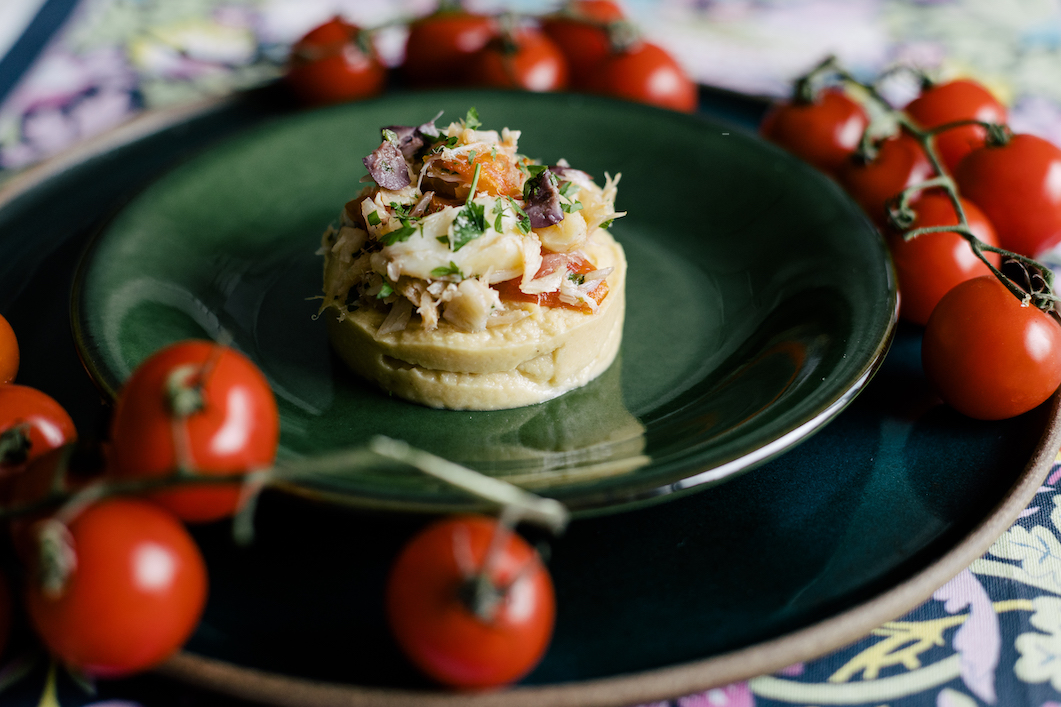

73,90,896,514
2,87,1059,706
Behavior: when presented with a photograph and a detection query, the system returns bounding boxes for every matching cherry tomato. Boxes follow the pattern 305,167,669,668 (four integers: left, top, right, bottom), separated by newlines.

955,133,1061,257
922,275,1061,420
403,11,498,88
25,498,207,677
0,385,77,477
386,515,555,688
468,28,569,92
587,41,697,113
904,78,1007,174
286,17,386,105
0,314,17,384
109,340,279,523
886,192,1001,325
4,444,104,562
761,88,869,176
541,1,625,89
837,131,935,227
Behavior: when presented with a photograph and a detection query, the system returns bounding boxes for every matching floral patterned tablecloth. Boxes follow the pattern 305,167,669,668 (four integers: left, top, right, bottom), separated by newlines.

5,2,1061,706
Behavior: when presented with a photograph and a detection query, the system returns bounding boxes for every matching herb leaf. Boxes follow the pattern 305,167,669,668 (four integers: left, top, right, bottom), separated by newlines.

381,221,417,245
505,197,531,234
449,201,486,251
431,261,463,279
377,282,394,299
464,107,481,130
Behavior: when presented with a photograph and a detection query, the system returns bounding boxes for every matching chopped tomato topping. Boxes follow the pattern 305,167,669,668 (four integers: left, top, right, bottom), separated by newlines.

493,251,608,313
438,150,524,198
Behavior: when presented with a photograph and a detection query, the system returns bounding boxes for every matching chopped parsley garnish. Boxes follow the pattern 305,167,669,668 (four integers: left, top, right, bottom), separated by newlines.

450,201,485,251
389,201,412,219
505,197,531,234
568,273,586,285
490,145,497,159
381,221,417,245
561,200,583,214
524,164,548,179
599,218,614,229
367,210,381,226
431,261,463,279
467,149,477,164
377,282,394,299
559,181,577,198
381,128,399,145
464,107,481,130
448,163,486,251
494,211,504,232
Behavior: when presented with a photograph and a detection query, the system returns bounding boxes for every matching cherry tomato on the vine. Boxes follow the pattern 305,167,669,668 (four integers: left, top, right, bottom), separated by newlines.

955,133,1061,257
286,17,386,106
541,1,625,89
4,444,104,562
403,11,498,88
903,78,1007,175
25,498,207,677
0,385,77,477
760,88,869,176
109,340,279,523
386,515,555,688
468,28,569,92
837,131,935,228
886,191,1001,326
922,275,1061,420
0,314,17,384
586,41,697,112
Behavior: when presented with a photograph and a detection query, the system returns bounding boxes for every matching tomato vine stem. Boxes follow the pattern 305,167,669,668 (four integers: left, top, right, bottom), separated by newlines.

792,59,1059,315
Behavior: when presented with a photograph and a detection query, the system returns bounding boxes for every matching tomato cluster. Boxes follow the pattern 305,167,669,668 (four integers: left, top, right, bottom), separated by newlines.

762,68,1061,421
286,2,697,113
0,321,556,689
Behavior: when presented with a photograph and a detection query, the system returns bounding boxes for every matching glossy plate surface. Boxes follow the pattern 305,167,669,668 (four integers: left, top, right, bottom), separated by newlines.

72,90,896,513
0,87,1057,705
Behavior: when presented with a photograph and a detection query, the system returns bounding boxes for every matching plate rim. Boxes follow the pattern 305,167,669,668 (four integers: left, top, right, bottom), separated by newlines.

4,90,1034,705
62,88,899,515
157,390,1061,705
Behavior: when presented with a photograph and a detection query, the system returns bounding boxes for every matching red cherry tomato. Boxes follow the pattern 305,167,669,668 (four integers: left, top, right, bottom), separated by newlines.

468,28,569,92
109,340,279,523
922,275,1061,420
386,515,555,688
587,41,697,113
886,192,1001,325
955,133,1061,257
541,1,625,89
25,498,207,677
403,11,498,87
837,132,935,227
0,385,77,477
4,444,103,562
761,88,869,175
904,78,1007,174
0,314,17,384
286,17,386,105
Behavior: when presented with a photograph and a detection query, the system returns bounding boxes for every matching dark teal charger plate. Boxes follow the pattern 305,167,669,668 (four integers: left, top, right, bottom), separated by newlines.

0,87,1057,706
71,90,895,514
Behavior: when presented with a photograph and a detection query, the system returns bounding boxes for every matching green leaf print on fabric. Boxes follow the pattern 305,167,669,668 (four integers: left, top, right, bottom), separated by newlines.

970,495,1061,595
1015,596,1061,689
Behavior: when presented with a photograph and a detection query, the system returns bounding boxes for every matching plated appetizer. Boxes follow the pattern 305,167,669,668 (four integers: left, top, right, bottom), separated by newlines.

319,109,626,410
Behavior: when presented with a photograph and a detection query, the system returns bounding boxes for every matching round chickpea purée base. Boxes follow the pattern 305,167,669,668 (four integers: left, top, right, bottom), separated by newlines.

326,230,626,410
